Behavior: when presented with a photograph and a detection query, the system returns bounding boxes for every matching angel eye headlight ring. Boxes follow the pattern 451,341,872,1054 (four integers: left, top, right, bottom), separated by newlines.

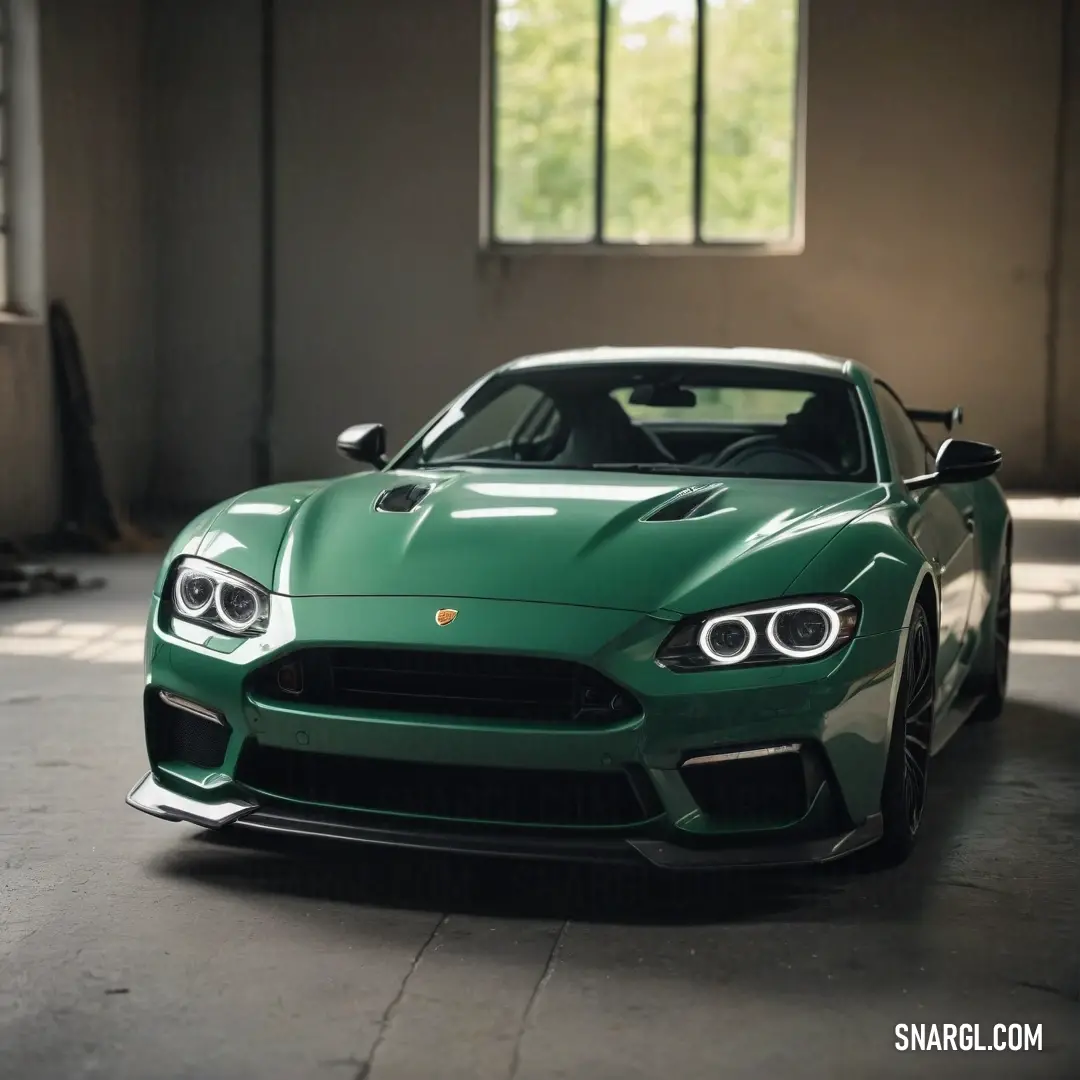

655,594,859,672
174,567,216,618
766,603,842,659
214,581,262,631
698,614,757,665
169,557,270,637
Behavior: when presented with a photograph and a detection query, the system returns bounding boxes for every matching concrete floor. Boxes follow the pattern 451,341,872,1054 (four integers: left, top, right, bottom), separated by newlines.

1,497,1078,1080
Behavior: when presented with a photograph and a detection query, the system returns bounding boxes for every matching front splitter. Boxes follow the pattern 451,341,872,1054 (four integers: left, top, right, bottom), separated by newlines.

126,771,257,829
126,770,883,869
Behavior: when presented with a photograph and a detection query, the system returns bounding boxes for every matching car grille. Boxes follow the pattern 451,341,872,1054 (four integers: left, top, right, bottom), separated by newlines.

144,689,231,770
250,647,642,726
233,743,659,827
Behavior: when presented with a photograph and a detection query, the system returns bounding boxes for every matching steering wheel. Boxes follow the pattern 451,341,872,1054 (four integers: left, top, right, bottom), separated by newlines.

710,433,781,468
709,437,837,475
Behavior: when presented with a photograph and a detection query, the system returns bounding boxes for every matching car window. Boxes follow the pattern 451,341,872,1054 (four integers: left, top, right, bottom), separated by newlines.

400,363,877,482
611,386,813,424
873,382,934,480
421,384,555,460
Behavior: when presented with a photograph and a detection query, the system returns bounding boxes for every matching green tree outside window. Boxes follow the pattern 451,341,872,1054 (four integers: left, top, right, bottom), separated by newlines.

491,0,802,246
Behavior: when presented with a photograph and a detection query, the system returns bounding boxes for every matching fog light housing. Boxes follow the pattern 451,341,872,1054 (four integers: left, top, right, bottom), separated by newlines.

276,660,304,695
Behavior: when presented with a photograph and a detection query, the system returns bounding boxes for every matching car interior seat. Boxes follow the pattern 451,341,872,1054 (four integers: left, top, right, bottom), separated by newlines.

551,394,674,467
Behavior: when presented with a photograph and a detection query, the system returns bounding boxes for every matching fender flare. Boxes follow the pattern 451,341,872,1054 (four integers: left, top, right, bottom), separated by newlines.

883,567,939,753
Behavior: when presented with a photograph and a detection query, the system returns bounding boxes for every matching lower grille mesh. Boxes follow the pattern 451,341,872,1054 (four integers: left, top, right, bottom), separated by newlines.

145,690,230,770
234,743,658,827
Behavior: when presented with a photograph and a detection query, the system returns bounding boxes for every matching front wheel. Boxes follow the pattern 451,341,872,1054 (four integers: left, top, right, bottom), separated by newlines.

870,602,935,868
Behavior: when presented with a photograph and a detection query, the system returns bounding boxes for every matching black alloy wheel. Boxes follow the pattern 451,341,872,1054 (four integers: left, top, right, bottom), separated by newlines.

870,601,934,868
899,605,934,836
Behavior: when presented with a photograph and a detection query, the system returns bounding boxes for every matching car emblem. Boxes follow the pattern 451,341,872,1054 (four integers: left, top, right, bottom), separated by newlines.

435,608,458,627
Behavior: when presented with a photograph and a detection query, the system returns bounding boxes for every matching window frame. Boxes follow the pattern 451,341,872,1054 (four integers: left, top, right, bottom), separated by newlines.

872,380,937,486
480,0,809,256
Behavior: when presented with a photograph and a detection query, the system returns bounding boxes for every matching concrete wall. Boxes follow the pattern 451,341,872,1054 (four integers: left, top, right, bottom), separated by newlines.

1052,1,1080,487
4,0,1076,537
0,322,54,534
2,0,152,536
0,0,151,537
145,0,1078,503
0,0,51,535
146,0,263,504
40,0,154,519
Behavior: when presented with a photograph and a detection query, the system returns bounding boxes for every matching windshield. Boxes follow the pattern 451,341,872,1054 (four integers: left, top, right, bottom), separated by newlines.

395,362,876,482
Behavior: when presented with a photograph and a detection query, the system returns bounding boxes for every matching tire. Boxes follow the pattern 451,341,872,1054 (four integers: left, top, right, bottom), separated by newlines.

868,601,935,869
969,535,1012,723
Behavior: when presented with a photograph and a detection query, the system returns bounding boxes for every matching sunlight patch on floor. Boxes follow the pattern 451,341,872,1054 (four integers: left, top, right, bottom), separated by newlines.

1012,562,1080,613
1006,496,1080,521
1010,639,1080,658
0,620,145,663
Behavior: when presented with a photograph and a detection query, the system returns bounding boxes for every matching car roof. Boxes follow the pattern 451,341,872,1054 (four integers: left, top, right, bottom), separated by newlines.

501,346,861,380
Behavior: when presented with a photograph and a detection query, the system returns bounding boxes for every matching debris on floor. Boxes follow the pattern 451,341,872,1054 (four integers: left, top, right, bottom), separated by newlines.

0,539,106,601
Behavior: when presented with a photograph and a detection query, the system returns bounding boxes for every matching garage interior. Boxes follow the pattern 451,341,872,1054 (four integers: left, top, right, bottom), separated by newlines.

1,0,1079,1077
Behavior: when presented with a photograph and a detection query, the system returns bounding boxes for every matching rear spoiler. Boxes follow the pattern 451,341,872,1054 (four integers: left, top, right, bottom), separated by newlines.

907,405,964,432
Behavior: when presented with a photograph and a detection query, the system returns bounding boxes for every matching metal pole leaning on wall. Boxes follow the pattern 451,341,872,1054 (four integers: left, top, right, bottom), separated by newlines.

254,0,276,488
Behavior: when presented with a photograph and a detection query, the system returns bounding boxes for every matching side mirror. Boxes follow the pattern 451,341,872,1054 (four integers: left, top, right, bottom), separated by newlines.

336,423,388,468
907,437,1002,490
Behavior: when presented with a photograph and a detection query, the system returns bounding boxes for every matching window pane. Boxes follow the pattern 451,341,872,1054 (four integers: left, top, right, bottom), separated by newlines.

493,0,598,242
702,0,799,240
874,386,932,479
603,0,696,243
419,383,554,462
613,385,812,421
400,365,873,481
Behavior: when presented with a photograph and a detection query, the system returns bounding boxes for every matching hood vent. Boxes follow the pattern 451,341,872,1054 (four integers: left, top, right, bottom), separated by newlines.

374,482,434,514
642,483,728,522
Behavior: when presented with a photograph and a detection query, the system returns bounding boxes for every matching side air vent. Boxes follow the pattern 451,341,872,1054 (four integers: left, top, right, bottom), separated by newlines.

374,483,434,514
643,483,727,522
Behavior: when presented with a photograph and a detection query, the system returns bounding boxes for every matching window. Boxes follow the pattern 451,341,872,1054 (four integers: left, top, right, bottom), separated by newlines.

398,363,874,483
487,0,806,250
421,383,555,461
873,383,934,482
613,385,811,422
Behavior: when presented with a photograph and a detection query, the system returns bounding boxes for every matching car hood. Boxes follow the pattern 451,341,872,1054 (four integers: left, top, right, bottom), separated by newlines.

261,468,885,615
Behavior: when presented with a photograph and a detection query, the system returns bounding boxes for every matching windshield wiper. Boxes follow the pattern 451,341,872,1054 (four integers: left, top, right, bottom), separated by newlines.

410,459,735,477
411,459,581,471
409,459,844,481
588,462,733,477
411,459,516,469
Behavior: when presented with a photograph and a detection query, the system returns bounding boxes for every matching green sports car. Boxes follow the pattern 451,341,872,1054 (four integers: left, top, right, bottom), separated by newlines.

128,347,1011,869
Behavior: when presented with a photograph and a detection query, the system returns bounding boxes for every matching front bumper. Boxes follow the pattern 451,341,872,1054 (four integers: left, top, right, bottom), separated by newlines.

127,770,883,869
132,593,905,868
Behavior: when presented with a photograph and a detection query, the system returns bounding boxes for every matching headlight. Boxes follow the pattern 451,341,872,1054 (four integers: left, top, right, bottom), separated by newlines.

657,596,859,672
170,557,271,636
